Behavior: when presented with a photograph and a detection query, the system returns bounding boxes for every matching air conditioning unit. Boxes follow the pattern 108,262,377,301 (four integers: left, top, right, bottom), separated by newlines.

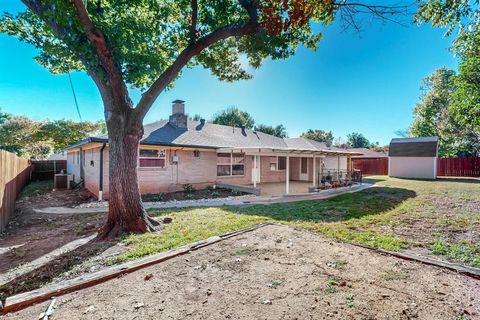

54,173,74,190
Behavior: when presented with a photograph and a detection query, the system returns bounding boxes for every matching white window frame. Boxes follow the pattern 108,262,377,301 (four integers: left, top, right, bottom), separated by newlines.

270,156,286,171
217,152,245,177
138,148,167,168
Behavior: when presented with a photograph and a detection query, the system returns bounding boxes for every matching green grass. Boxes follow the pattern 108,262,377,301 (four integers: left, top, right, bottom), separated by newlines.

431,241,480,268
109,176,480,268
108,208,266,264
18,180,53,198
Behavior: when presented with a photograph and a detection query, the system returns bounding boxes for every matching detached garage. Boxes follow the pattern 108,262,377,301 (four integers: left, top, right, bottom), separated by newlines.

388,137,439,180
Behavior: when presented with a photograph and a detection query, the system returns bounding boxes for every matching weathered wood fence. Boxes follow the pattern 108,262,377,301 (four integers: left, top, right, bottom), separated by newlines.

437,157,480,177
0,150,31,233
352,158,388,175
31,159,67,181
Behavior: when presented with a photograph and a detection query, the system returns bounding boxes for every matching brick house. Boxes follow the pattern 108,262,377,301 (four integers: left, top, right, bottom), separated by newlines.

66,100,361,199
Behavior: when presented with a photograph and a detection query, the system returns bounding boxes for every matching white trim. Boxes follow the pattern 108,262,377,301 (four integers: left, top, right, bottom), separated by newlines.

138,148,167,168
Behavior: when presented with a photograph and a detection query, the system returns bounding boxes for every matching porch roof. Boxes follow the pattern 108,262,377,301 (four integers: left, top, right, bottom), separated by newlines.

216,147,362,157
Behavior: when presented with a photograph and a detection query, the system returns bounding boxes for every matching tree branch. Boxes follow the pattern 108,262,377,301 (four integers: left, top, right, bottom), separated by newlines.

190,0,198,44
135,0,261,120
21,0,67,37
333,1,412,30
70,0,130,109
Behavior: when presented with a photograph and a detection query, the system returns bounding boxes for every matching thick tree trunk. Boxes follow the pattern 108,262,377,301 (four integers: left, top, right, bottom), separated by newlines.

98,111,159,239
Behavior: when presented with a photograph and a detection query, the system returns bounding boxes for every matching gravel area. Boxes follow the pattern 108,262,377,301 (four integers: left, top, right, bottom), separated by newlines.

5,224,479,320
74,195,257,209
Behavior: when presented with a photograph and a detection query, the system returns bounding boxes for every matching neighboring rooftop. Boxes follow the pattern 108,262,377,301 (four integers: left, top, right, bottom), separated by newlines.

388,136,439,157
348,148,388,158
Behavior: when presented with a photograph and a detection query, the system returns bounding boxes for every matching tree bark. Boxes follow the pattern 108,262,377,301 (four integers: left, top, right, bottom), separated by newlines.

98,110,159,239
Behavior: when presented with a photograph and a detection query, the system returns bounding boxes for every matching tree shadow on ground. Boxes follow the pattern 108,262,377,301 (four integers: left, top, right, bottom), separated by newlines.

0,238,117,303
227,186,417,223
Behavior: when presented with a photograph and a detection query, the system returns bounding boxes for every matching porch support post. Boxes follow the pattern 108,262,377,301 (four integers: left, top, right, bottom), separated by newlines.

253,155,257,189
337,155,340,173
286,154,290,194
312,155,316,187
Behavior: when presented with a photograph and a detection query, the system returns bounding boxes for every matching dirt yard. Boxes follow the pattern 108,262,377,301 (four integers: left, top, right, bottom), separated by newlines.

5,224,479,320
0,181,108,297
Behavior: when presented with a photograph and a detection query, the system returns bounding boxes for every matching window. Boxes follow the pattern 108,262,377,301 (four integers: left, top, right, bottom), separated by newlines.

139,149,166,168
270,156,287,171
278,157,287,170
193,150,200,158
270,157,277,171
301,157,308,174
217,152,245,176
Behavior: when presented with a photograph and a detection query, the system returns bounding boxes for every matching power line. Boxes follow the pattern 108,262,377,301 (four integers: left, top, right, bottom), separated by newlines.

68,73,83,122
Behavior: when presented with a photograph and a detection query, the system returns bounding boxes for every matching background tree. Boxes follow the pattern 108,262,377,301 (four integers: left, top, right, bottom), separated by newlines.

333,136,349,148
0,115,50,158
212,107,255,129
255,124,288,138
408,67,479,156
346,132,370,148
0,0,406,237
0,108,10,125
0,115,104,158
301,129,333,145
39,119,105,153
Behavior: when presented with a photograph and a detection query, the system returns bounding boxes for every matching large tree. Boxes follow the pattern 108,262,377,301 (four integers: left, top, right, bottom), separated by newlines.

212,107,255,129
1,0,405,237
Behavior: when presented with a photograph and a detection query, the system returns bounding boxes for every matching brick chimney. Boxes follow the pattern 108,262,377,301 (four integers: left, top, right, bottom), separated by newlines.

169,99,187,128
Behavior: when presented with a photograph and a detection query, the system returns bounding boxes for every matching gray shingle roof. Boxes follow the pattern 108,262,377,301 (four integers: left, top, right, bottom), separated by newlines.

388,137,438,157
67,119,363,156
140,120,288,149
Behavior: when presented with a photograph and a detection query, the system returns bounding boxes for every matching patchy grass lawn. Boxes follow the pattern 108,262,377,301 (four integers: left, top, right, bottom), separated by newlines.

112,176,480,268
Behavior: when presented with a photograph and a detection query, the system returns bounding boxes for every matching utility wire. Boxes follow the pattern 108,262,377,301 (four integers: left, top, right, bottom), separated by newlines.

68,73,83,122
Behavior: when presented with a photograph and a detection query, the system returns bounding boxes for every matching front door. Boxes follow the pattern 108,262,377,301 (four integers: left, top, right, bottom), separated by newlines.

299,157,308,181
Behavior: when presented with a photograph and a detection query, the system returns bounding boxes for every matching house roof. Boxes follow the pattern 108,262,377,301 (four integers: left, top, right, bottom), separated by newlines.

388,136,438,157
65,119,362,156
348,148,388,158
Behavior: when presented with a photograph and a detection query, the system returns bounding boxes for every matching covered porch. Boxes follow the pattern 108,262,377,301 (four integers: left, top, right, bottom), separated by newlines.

216,147,362,197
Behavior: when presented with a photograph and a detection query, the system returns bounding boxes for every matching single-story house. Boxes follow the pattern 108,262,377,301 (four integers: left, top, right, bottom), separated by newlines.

388,136,439,179
65,100,362,199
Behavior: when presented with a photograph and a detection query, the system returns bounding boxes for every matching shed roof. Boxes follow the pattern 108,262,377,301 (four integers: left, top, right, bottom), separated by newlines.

388,137,438,157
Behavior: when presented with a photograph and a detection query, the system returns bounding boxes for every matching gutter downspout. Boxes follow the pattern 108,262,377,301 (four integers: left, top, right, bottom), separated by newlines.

99,143,107,201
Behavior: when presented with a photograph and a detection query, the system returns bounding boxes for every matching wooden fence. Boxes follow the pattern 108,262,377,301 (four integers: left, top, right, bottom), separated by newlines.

352,158,389,175
437,157,480,177
0,150,31,233
31,159,67,181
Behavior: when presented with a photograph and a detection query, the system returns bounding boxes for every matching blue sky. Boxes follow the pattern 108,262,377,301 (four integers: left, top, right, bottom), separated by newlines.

0,3,457,145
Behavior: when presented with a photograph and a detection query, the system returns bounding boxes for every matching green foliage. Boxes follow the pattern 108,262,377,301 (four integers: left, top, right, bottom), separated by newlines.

255,124,288,138
409,67,479,157
39,119,105,153
0,115,104,158
346,132,370,148
0,0,334,90
212,106,255,129
301,129,333,145
431,241,480,268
